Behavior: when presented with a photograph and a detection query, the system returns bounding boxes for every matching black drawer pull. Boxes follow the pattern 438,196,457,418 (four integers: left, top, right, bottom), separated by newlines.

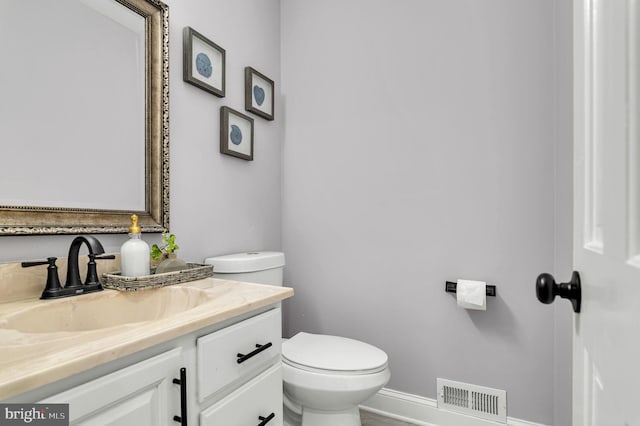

258,413,275,425
237,342,273,364
172,367,188,425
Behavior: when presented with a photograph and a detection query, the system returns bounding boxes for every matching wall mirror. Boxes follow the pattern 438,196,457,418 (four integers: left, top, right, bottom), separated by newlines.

0,0,169,235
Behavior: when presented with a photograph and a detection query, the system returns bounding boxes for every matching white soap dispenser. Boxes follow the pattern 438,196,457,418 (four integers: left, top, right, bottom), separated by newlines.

120,214,150,277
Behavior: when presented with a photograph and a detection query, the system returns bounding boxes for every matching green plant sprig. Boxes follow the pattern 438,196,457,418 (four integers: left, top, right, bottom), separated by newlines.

151,231,180,261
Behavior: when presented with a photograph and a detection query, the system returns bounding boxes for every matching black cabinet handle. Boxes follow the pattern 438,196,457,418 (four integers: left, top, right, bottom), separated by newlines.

237,342,273,364
258,413,275,425
172,367,188,426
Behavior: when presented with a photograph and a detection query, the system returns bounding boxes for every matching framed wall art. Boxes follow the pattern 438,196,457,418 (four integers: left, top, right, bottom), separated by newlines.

183,26,225,97
220,106,254,161
244,67,274,121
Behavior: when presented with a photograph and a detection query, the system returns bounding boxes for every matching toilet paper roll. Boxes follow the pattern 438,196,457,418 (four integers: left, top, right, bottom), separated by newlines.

456,279,486,311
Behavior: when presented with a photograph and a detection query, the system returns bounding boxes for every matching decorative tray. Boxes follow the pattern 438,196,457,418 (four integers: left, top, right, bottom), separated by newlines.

102,263,214,291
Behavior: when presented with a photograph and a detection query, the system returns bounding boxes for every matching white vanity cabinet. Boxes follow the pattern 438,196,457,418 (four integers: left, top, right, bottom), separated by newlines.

30,306,283,426
42,348,183,426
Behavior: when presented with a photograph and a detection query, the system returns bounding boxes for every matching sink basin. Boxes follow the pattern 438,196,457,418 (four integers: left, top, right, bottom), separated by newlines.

0,286,214,333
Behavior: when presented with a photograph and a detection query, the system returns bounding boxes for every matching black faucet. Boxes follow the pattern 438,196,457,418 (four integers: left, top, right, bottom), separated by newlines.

65,236,106,290
22,235,115,299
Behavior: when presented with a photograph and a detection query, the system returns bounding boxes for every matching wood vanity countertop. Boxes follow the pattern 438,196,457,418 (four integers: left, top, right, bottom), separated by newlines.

0,278,293,400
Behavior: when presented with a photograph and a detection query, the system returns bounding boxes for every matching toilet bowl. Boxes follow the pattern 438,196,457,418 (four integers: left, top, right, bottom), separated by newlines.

204,252,391,426
281,332,390,426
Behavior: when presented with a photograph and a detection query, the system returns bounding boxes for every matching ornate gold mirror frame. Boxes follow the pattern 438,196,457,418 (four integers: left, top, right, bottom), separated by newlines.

0,0,169,235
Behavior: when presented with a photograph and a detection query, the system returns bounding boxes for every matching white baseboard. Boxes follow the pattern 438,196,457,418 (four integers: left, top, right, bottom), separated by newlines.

360,388,549,426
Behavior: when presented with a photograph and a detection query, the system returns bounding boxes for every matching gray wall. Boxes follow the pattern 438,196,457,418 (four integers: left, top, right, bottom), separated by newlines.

165,0,283,260
280,1,569,424
0,0,283,263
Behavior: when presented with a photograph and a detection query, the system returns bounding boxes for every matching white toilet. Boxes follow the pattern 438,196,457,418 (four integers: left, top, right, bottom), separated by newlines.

204,252,390,426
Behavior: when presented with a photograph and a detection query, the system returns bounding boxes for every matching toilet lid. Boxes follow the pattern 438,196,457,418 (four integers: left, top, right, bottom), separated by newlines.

282,332,388,374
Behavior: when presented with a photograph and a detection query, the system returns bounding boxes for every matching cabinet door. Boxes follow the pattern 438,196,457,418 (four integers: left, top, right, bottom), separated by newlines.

42,348,182,426
200,363,282,426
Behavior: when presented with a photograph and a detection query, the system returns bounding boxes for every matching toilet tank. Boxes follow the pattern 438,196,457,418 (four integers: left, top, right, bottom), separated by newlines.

203,252,285,286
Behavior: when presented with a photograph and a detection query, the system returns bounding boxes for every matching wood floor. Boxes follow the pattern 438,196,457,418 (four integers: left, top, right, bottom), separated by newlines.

360,410,418,426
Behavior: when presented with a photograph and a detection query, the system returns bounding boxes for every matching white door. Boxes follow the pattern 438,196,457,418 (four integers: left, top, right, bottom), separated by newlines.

573,0,640,424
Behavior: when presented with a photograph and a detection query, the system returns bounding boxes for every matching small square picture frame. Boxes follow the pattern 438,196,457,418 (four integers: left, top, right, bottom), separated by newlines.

183,26,225,97
220,106,254,161
244,67,274,121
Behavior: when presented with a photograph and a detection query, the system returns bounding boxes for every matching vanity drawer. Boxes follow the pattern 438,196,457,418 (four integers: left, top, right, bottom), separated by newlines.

200,363,282,426
197,308,281,402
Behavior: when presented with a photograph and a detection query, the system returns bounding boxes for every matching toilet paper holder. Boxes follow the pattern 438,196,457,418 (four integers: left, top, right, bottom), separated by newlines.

445,281,496,297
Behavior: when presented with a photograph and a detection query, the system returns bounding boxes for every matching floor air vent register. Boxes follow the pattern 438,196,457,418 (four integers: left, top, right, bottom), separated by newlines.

436,378,507,423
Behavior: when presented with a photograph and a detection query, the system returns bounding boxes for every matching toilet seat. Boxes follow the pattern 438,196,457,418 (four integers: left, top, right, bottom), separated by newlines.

282,332,388,375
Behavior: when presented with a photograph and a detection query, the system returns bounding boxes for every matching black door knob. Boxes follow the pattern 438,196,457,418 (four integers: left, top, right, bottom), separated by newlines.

536,271,581,313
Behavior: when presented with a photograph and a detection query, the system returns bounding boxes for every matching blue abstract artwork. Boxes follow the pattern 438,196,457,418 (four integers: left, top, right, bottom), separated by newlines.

253,85,265,106
230,125,243,145
195,53,212,78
